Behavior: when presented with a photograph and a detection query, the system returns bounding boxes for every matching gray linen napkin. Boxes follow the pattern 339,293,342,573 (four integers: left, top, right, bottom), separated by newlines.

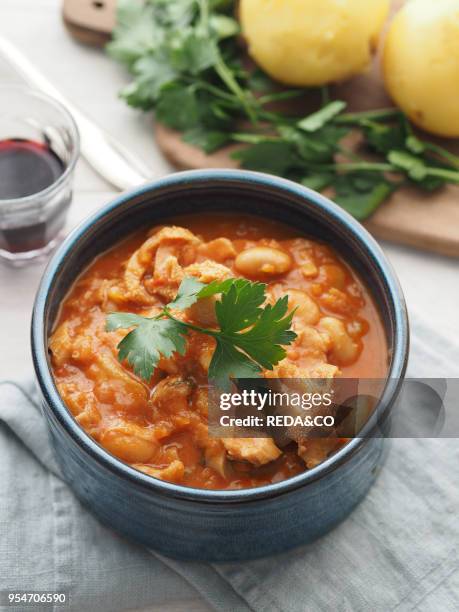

1,310,459,612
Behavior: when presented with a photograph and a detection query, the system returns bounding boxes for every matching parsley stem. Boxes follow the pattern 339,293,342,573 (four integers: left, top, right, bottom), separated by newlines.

317,162,396,173
321,86,330,106
258,90,306,105
424,142,459,169
196,0,258,123
163,309,219,338
328,161,459,182
197,0,210,31
190,79,240,104
231,133,280,144
259,109,296,122
214,55,258,123
336,108,402,124
424,167,459,183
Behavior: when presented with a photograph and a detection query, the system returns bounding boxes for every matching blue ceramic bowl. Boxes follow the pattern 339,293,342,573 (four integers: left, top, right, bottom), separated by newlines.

32,170,409,562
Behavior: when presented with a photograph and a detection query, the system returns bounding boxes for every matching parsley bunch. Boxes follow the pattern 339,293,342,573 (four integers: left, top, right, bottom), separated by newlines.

108,0,459,220
106,277,297,387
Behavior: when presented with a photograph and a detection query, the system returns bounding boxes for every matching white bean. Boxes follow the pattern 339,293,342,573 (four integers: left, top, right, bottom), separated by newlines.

101,424,158,463
286,289,320,325
318,316,359,365
235,246,292,277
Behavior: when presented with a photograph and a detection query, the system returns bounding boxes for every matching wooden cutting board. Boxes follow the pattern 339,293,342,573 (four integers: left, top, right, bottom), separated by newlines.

63,0,459,257
63,0,115,46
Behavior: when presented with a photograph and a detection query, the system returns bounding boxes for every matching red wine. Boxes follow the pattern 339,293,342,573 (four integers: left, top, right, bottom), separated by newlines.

0,138,69,254
0,138,64,199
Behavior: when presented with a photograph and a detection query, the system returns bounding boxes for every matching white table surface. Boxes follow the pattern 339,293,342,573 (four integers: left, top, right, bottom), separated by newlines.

0,2,457,610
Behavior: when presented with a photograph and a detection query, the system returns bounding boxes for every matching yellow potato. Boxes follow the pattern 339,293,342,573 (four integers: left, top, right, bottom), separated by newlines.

383,0,459,138
240,0,389,86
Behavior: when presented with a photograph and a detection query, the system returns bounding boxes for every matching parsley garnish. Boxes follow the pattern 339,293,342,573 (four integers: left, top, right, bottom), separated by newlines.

108,0,459,220
106,277,297,387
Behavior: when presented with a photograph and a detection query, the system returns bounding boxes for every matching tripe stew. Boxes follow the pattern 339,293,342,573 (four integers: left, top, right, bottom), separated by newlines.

50,214,387,490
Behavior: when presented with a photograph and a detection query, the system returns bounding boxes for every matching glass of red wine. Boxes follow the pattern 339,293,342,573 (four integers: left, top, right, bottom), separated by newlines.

0,86,80,265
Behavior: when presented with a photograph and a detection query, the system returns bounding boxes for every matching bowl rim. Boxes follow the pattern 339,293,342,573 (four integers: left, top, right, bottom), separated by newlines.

32,169,409,504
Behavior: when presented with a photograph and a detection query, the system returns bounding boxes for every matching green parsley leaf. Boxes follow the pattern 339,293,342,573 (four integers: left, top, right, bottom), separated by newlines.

156,83,200,130
361,118,406,155
110,317,188,381
297,100,347,132
301,173,334,191
334,179,394,220
405,135,426,155
227,296,296,369
197,277,250,298
106,277,296,385
170,32,219,75
208,338,262,388
150,0,197,28
106,312,149,331
167,276,205,309
248,68,277,93
183,127,231,153
106,0,160,69
214,280,267,331
232,142,298,175
209,15,240,39
280,125,345,164
121,52,177,109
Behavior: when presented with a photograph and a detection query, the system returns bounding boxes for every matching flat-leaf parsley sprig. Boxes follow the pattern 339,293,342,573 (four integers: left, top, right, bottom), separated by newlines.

106,277,297,387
